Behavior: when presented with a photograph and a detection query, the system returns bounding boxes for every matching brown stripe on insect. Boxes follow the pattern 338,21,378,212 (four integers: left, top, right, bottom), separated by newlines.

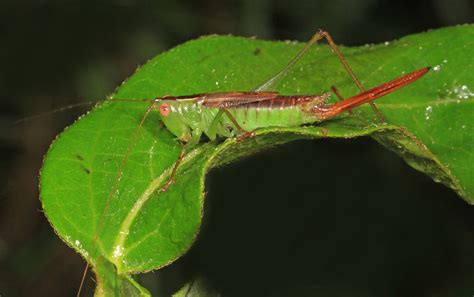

233,95,325,109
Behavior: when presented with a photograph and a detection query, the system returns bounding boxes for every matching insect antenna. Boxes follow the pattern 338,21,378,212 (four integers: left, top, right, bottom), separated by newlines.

13,101,98,125
76,101,156,297
13,98,153,125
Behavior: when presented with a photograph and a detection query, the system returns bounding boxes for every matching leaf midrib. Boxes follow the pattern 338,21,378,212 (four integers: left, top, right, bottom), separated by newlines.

378,97,473,109
111,144,210,271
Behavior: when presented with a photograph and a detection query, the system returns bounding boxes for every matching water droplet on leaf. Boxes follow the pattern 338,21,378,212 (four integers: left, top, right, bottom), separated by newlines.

425,105,433,120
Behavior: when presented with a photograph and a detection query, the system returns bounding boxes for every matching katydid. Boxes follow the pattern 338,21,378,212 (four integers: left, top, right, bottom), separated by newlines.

76,30,430,296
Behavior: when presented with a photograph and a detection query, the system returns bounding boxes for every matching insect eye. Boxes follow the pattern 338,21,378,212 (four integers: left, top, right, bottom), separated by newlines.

159,103,171,117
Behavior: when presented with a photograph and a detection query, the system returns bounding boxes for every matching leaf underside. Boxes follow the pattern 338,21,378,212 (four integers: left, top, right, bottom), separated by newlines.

40,25,473,295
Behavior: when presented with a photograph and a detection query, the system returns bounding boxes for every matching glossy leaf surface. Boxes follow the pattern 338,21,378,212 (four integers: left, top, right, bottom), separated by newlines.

40,25,473,295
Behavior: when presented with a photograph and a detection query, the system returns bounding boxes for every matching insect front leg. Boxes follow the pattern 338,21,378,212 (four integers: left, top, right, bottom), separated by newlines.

158,128,202,193
158,142,186,193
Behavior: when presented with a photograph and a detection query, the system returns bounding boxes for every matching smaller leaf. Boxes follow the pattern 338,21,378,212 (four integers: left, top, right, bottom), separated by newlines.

172,279,219,297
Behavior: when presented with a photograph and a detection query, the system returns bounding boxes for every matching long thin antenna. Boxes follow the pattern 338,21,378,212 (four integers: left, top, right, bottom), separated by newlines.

13,102,97,125
14,98,153,125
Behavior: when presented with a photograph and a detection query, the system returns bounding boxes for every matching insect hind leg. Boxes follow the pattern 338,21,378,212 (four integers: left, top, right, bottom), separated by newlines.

317,29,384,122
330,85,352,115
253,29,384,122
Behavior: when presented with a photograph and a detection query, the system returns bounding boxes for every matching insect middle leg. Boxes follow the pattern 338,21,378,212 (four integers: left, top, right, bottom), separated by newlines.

222,108,255,141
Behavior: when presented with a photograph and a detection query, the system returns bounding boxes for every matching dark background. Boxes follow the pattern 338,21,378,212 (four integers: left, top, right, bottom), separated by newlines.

1,0,473,296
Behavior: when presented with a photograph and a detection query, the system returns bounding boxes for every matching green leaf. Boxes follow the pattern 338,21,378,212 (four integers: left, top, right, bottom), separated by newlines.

40,25,473,295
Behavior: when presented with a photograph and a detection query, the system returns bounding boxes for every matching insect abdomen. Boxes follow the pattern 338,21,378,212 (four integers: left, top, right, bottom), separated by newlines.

227,96,317,131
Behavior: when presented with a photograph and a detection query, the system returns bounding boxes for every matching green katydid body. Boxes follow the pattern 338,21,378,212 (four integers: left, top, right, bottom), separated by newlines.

155,91,331,147
153,67,430,148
